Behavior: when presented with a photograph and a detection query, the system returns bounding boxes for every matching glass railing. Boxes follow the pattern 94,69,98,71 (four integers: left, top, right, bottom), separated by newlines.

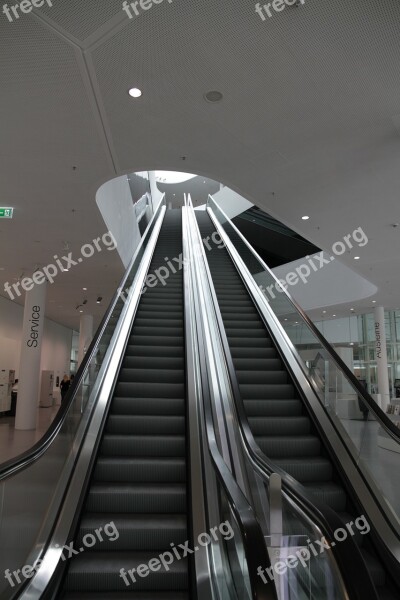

207,194,400,537
0,197,166,599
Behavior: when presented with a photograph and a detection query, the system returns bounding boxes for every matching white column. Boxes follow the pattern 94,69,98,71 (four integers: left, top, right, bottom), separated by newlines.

78,315,93,367
374,306,391,411
15,280,47,430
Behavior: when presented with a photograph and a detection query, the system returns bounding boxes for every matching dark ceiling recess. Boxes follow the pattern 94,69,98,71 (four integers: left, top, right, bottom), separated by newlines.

232,206,320,268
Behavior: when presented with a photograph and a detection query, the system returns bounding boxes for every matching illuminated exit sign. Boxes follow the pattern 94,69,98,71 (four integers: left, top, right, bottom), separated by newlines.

0,208,13,218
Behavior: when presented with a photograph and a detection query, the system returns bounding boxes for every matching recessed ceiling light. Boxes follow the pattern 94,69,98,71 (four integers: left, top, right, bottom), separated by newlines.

354,256,360,260
128,87,142,98
79,310,83,313
350,342,354,346
83,287,87,291
322,310,327,314
302,216,310,220
332,314,336,317
204,90,223,103
372,300,376,303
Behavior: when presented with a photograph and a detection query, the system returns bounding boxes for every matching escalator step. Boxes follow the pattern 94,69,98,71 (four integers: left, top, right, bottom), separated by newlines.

124,345,184,358
122,356,184,370
118,368,185,384
114,382,185,399
248,416,311,436
65,552,188,592
105,415,186,435
271,457,333,482
236,370,288,385
100,435,186,457
243,399,303,417
111,397,185,416
93,457,186,483
239,383,296,400
76,514,187,551
256,434,321,458
86,483,187,514
302,482,348,512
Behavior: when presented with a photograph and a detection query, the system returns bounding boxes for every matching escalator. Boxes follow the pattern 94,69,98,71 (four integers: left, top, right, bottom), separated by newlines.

62,210,190,599
196,210,398,600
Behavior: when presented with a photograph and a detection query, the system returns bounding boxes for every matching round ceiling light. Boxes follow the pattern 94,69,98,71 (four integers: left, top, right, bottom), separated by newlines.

129,88,142,98
204,90,223,103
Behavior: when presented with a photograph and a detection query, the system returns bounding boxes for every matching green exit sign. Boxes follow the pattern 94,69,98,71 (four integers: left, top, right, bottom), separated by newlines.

0,208,13,219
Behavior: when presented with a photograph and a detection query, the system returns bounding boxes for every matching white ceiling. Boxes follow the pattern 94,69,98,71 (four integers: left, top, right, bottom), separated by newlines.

1,0,400,331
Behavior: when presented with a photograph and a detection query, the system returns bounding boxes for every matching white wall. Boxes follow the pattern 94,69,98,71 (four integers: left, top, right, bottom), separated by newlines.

96,176,141,268
148,171,164,211
211,187,253,219
0,296,73,382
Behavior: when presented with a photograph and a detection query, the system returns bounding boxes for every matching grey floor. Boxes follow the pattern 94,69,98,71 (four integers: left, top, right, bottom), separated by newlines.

341,417,400,517
0,403,60,463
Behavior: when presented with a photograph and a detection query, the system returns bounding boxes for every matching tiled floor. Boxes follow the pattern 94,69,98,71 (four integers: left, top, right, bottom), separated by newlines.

0,403,61,463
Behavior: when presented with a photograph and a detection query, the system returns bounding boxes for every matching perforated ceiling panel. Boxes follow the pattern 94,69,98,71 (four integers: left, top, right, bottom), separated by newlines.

34,0,125,42
1,0,400,327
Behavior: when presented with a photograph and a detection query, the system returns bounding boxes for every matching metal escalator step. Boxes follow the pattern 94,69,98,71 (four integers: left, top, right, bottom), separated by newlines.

226,328,268,338
302,482,348,512
244,399,303,416
239,383,296,399
86,483,186,514
118,368,184,384
248,416,311,436
105,415,185,435
234,358,282,370
271,457,333,482
77,514,187,551
127,335,184,347
100,435,186,457
134,318,183,328
223,320,264,330
64,552,188,592
124,345,184,358
93,457,186,483
237,370,288,385
122,356,185,370
114,382,185,399
228,337,273,348
256,435,321,458
132,326,184,337
219,312,260,321
230,346,277,359
111,397,185,416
